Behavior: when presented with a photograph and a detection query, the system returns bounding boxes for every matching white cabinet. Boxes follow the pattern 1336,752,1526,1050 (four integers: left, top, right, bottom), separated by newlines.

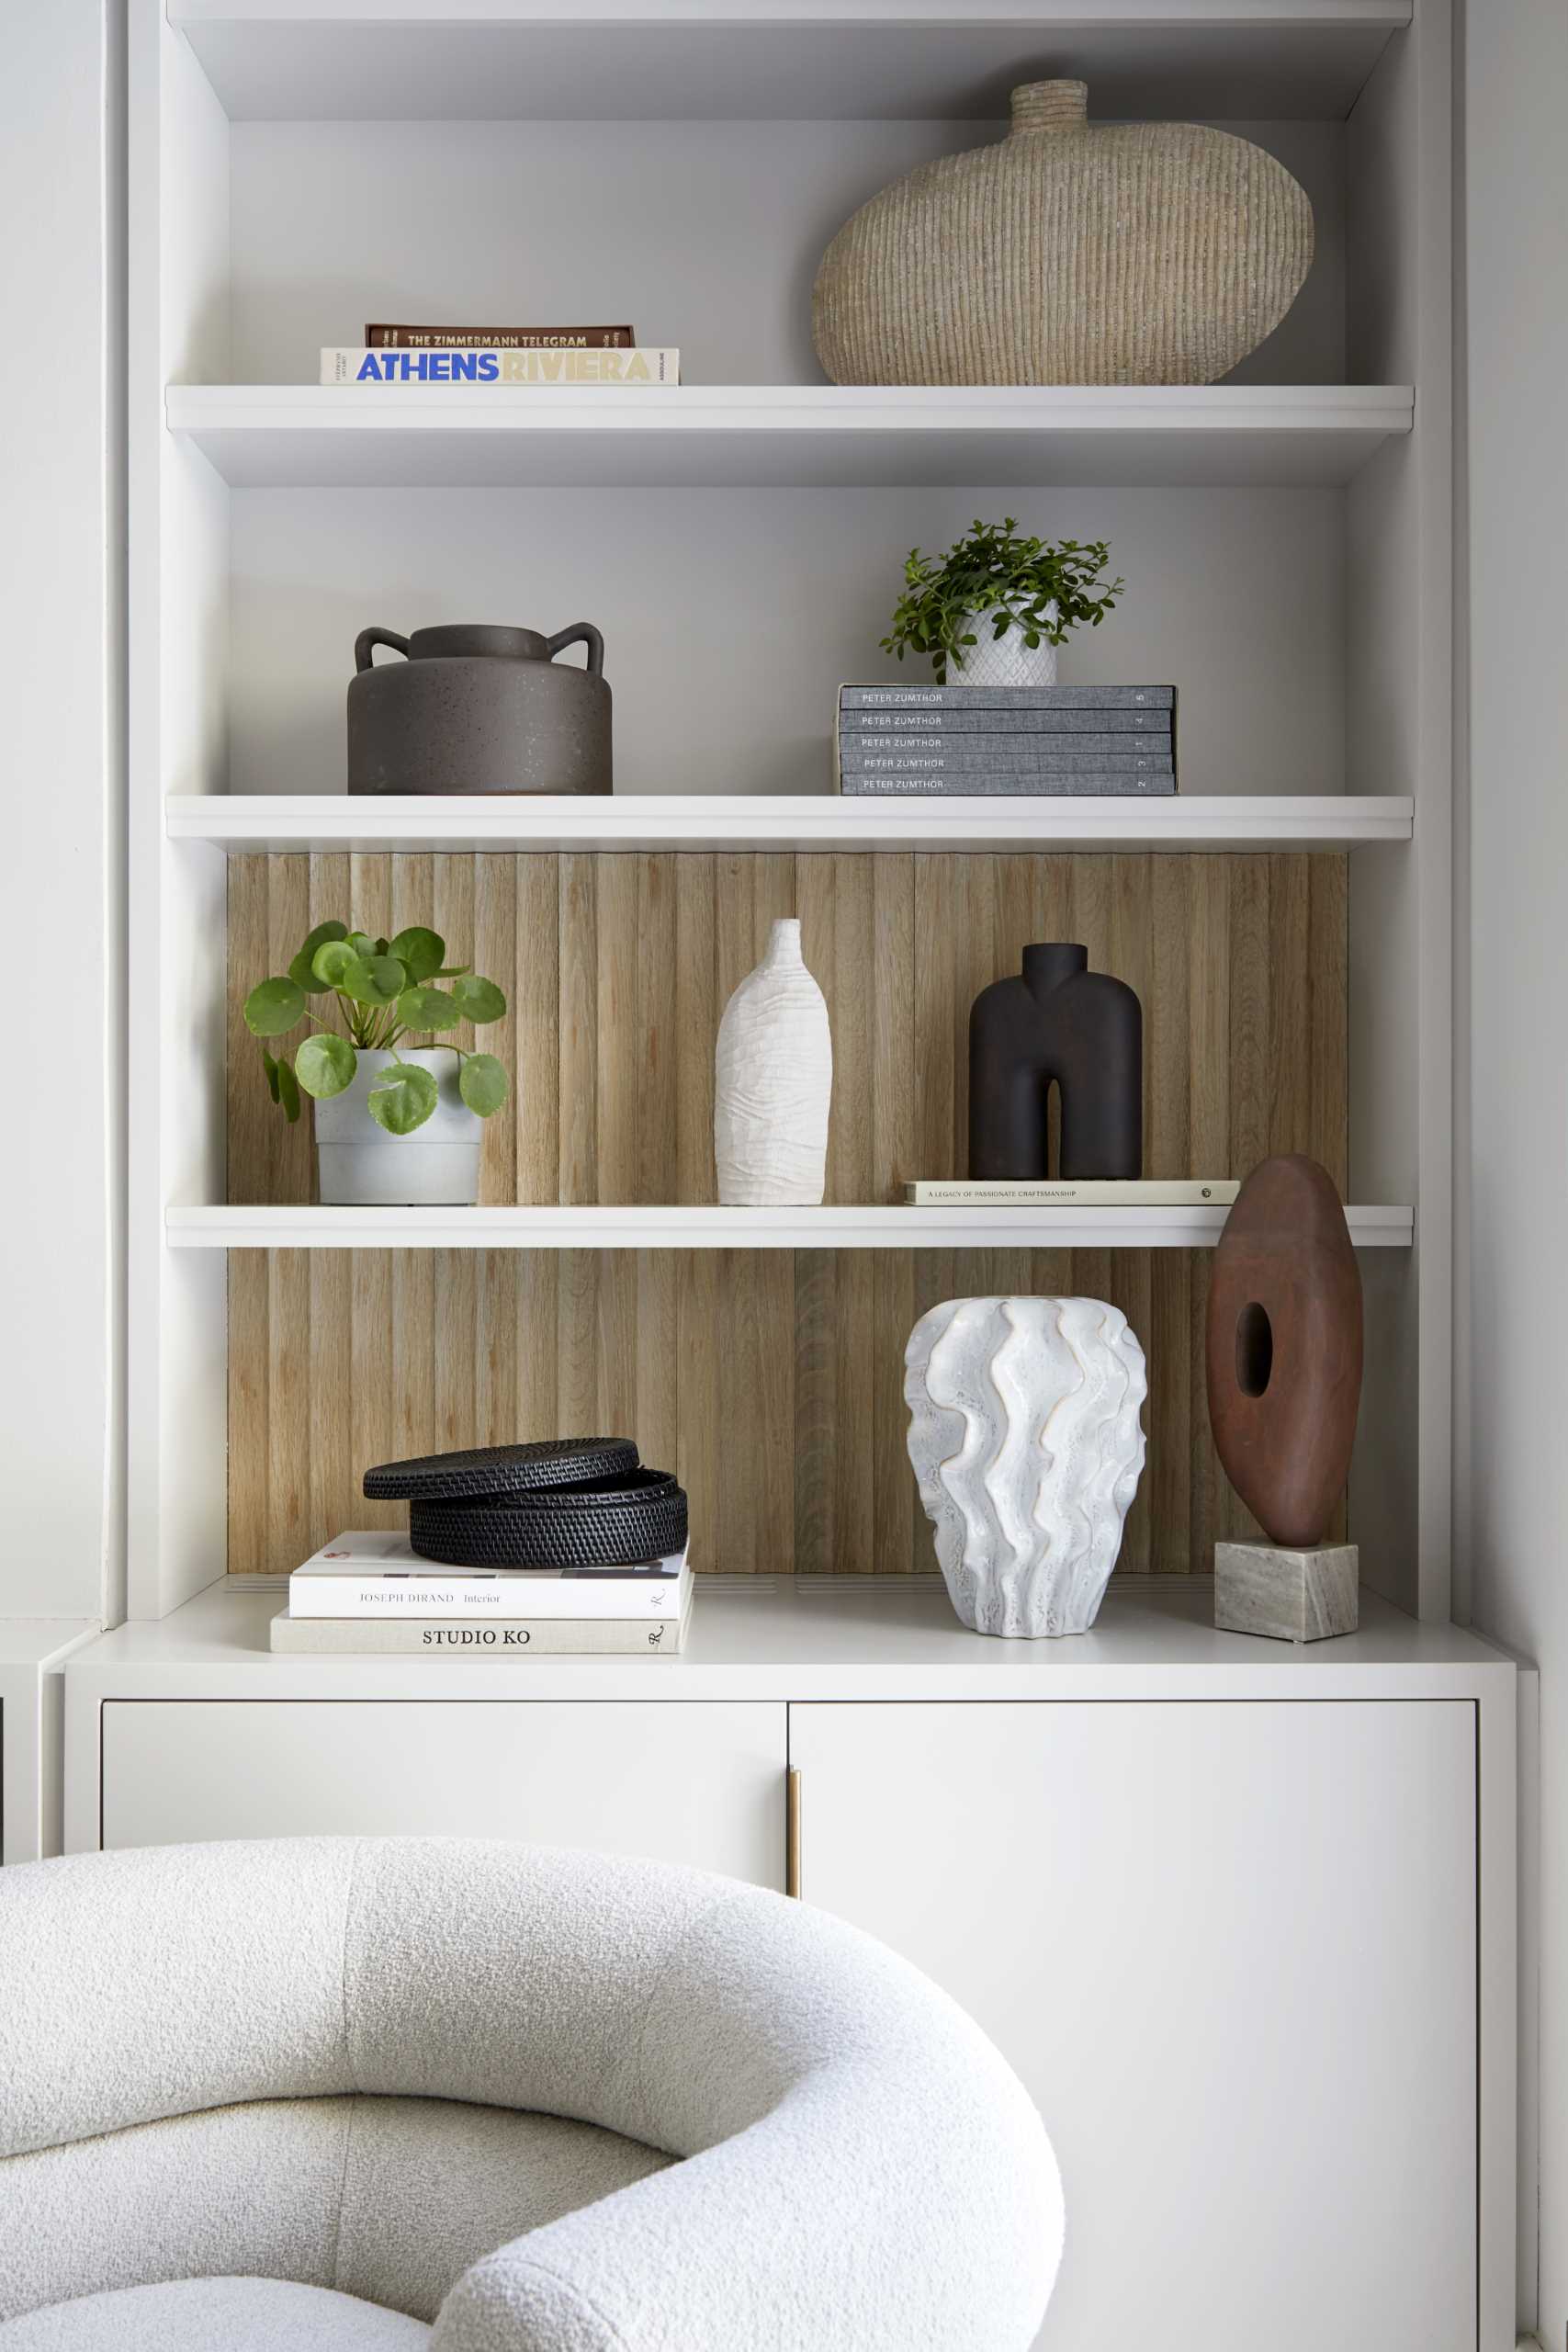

66,1584,1516,2349
790,1699,1477,2352
101,1701,786,1887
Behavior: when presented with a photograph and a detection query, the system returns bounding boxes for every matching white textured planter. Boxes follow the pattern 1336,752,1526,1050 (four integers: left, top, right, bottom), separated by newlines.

313,1048,482,1206
714,919,833,1205
905,1295,1147,1637
952,602,1059,688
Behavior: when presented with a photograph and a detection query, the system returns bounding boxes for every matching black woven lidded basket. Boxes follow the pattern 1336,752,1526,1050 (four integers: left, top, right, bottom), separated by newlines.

363,1438,638,1503
410,1468,688,1569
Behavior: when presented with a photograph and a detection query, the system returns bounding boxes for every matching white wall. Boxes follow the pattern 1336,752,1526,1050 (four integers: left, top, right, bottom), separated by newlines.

1463,0,1567,2336
0,3,120,1621
230,484,1345,798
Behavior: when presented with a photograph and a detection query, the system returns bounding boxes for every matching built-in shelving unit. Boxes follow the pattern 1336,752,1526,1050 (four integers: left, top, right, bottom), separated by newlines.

129,0,1454,1649
167,791,1416,855
167,1203,1416,1252
96,4,1501,2335
168,384,1413,492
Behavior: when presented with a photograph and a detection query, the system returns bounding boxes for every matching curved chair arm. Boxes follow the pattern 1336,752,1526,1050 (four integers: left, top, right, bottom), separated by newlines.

432,1890,1061,2352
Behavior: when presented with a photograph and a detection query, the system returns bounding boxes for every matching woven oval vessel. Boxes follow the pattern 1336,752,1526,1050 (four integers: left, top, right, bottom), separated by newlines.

813,80,1314,387
410,1471,688,1569
363,1438,638,1504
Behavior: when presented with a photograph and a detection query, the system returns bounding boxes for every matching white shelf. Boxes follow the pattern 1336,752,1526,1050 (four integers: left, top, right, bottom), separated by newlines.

66,1578,1509,1701
165,385,1415,492
167,1203,1415,1251
169,4,1409,125
167,791,1415,855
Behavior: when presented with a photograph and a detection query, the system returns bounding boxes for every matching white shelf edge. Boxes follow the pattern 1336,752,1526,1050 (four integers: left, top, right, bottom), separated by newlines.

166,792,1416,854
166,1204,1415,1250
164,385,1415,491
168,384,1415,428
169,3,1412,25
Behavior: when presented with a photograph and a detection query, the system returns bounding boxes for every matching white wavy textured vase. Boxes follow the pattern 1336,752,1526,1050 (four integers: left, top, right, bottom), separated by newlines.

904,1295,1148,1637
714,918,833,1205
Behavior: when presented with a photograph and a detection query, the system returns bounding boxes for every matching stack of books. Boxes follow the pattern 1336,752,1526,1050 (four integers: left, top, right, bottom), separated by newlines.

269,1529,693,1655
835,684,1177,796
321,322,679,385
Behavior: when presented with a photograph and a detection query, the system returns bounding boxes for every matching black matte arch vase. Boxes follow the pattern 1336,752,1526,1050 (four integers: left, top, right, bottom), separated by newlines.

968,944,1143,1181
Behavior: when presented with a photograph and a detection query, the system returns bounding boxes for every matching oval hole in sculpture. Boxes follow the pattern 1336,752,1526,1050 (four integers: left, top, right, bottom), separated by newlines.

1235,1302,1274,1397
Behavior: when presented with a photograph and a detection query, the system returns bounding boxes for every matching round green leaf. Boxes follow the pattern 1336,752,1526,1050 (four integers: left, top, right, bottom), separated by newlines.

396,984,461,1032
260,1044,281,1103
367,1058,438,1136
450,974,507,1024
341,953,407,1008
311,938,358,989
346,932,378,958
295,1031,357,1099
243,976,306,1038
458,1052,508,1117
389,926,446,983
277,1057,302,1124
289,922,348,992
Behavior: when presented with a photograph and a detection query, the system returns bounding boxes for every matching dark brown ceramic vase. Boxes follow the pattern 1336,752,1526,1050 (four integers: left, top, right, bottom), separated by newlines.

968,944,1142,1181
347,622,612,796
1205,1155,1363,1547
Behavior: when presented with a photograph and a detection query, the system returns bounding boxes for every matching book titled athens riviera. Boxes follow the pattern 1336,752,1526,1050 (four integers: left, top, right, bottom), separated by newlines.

321,346,680,385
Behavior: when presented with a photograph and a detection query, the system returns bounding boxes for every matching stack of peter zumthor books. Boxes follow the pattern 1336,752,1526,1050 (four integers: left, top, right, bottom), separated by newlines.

270,1530,693,1656
321,322,678,384
835,684,1177,795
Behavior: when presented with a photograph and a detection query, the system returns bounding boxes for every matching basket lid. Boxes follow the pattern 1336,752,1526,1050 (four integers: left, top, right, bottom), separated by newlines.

363,1437,639,1502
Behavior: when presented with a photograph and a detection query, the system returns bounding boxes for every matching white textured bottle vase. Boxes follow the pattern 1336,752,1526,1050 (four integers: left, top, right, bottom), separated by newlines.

904,1295,1147,1637
714,918,833,1205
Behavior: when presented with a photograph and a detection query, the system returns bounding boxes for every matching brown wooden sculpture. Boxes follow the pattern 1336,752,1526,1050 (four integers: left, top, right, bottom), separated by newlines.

1205,1155,1362,1547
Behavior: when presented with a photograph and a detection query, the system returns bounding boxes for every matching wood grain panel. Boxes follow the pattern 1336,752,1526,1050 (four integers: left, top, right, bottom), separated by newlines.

226,851,1348,1578
231,1241,1278,1579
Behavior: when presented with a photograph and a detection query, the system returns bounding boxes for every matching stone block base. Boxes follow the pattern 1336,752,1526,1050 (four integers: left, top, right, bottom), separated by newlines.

1214,1542,1359,1644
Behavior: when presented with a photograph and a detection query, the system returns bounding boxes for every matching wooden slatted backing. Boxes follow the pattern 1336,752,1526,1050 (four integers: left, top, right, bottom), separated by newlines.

226,851,1348,1577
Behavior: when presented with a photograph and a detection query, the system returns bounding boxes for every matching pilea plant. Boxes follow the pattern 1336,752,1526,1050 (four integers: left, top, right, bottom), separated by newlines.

880,518,1124,682
243,920,510,1135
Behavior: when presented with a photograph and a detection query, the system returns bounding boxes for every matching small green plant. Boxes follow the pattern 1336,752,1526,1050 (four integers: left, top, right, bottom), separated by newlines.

243,920,509,1135
880,517,1124,683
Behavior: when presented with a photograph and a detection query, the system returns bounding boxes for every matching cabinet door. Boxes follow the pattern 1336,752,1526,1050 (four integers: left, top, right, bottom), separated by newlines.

101,1702,785,1887
790,1701,1476,2352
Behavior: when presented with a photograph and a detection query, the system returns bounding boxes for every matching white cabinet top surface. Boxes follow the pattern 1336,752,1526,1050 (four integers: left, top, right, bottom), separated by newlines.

71,1577,1515,1701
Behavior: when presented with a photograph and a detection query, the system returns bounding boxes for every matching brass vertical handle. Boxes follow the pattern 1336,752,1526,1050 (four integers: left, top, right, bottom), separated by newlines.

785,1768,802,1899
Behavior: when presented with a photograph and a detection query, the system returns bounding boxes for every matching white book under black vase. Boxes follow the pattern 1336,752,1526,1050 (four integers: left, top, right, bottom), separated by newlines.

288,1529,691,1621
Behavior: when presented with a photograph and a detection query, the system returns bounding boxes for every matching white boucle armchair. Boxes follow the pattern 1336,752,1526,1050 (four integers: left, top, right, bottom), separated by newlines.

0,1838,1063,2350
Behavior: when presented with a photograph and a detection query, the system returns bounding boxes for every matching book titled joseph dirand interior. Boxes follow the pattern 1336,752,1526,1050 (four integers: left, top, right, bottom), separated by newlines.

836,683,1178,795
321,346,679,384
288,1530,691,1621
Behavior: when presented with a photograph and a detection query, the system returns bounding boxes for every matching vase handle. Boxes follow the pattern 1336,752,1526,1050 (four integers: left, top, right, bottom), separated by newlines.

546,621,604,678
355,628,410,673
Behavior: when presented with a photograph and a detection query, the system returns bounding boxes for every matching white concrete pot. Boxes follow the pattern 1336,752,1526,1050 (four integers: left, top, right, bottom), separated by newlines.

905,1295,1147,1637
313,1047,482,1206
714,918,833,1205
952,602,1059,687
